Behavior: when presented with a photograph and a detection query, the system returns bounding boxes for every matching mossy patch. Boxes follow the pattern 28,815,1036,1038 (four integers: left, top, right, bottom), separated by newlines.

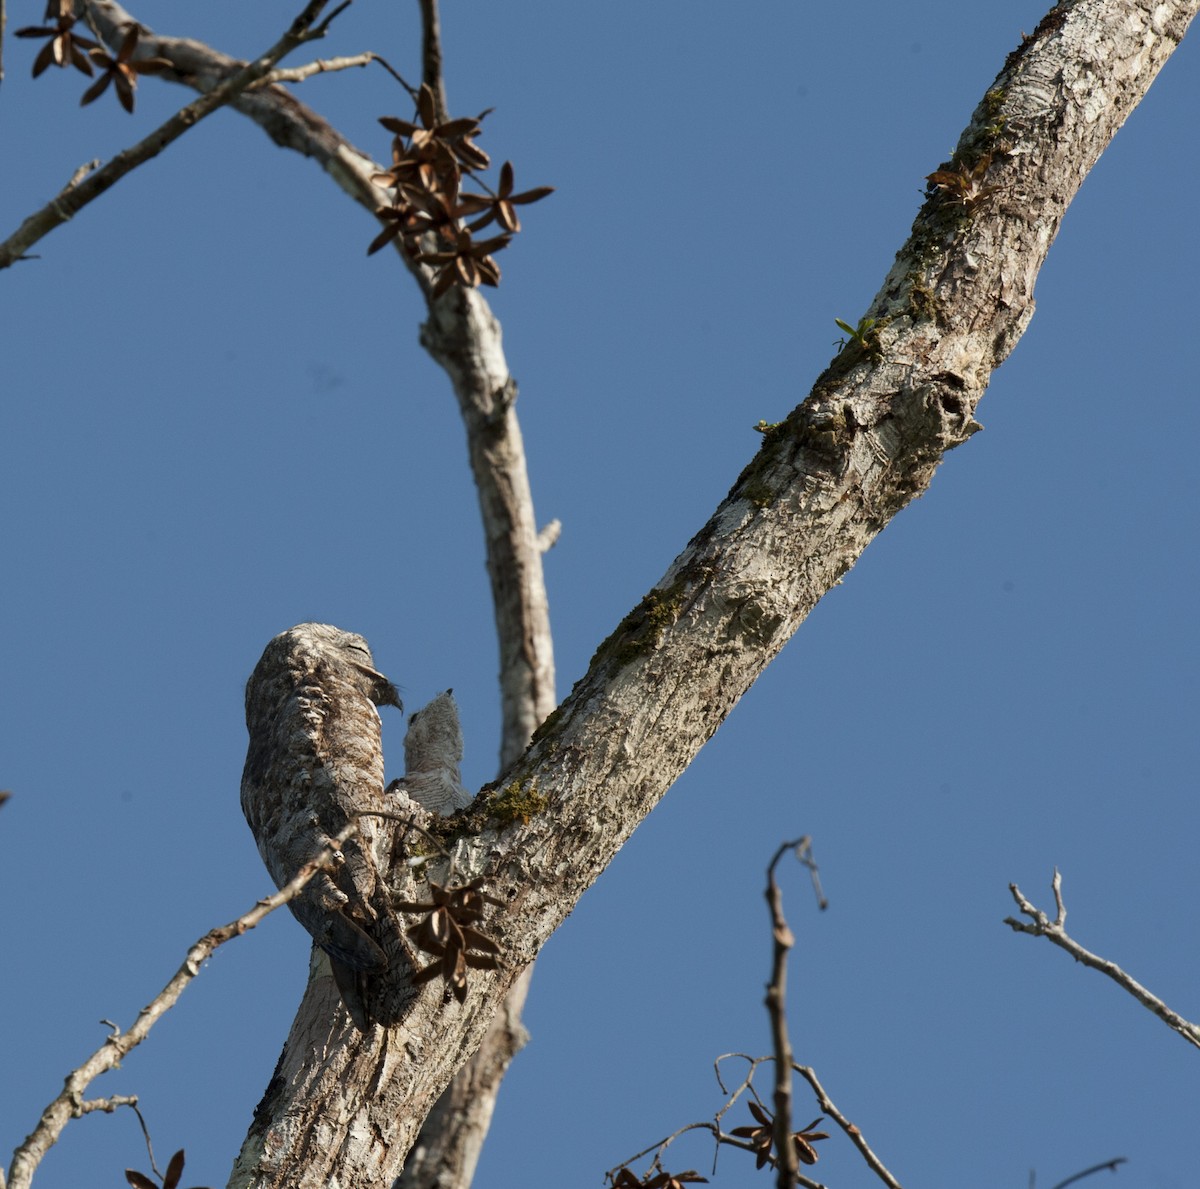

589,579,687,670
489,778,549,826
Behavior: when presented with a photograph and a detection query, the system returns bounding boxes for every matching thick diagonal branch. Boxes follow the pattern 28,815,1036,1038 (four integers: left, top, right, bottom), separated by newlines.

216,3,1198,1186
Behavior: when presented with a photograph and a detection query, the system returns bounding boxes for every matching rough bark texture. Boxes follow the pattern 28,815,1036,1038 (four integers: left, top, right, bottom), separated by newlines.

81,4,559,1179
397,968,533,1189
57,2,1195,1186
212,2,1197,1185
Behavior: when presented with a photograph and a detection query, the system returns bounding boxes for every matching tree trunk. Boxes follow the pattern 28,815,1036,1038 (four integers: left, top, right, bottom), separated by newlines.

220,2,1198,1185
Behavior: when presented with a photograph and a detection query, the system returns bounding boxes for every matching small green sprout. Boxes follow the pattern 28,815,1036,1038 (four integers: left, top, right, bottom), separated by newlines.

833,316,878,352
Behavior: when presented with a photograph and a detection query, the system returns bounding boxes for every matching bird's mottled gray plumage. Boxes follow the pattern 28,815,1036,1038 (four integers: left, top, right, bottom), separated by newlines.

400,689,473,815
241,622,406,1029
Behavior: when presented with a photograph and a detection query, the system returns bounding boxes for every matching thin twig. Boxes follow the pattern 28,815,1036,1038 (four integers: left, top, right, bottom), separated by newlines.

256,51,376,85
711,1052,756,1109
73,1095,138,1116
795,835,828,911
536,519,562,554
602,1121,717,1178
0,0,347,270
357,806,451,857
1048,1157,1128,1189
417,0,448,120
370,51,418,95
4,820,361,1189
1005,870,1200,1051
65,160,101,189
765,841,802,1189
606,1055,828,1189
765,840,899,1188
129,1100,163,1182
795,1065,904,1189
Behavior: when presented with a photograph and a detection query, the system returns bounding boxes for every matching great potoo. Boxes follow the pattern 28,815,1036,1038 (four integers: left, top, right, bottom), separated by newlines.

399,689,473,815
241,622,406,1029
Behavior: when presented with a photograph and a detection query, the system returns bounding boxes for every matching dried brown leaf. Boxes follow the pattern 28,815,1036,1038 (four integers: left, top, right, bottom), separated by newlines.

163,1149,186,1189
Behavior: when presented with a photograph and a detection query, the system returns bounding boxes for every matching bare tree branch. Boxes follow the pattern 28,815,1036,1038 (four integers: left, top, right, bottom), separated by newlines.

605,1054,827,1189
257,51,377,85
764,842,801,1188
4,821,363,1189
601,847,894,1189
14,3,1194,1186
765,842,900,1188
1005,870,1200,1050
418,0,448,122
1047,1156,1128,1189
0,0,347,269
536,519,562,553
218,3,1200,1183
794,1066,903,1189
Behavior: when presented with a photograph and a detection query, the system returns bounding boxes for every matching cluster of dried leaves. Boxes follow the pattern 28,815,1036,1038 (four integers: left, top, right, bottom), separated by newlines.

925,151,998,208
395,877,503,1002
730,1101,829,1169
126,1148,210,1189
16,3,170,113
610,1168,707,1189
607,1099,829,1189
368,82,553,295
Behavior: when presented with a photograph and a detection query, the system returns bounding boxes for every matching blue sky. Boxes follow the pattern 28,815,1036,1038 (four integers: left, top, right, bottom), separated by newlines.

3,3,1199,1188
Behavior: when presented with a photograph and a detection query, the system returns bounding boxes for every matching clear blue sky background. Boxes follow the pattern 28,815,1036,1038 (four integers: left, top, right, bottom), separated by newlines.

3,3,1199,1187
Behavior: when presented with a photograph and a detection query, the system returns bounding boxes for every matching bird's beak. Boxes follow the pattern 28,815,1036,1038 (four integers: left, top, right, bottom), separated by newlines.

353,663,403,712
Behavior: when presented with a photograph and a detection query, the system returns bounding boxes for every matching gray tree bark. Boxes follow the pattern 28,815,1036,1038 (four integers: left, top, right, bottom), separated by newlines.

46,2,1194,1187
204,0,1194,1185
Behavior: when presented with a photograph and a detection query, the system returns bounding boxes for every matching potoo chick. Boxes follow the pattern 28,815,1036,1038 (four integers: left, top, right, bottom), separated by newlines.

399,689,473,815
241,622,405,1029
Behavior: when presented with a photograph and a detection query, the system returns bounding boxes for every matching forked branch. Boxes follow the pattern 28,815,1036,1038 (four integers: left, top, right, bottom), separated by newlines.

1005,870,1200,1051
0,0,347,269
607,841,902,1189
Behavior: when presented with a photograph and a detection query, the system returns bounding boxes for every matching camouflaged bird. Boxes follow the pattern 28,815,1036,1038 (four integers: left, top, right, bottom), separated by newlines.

241,622,408,1030
398,689,473,815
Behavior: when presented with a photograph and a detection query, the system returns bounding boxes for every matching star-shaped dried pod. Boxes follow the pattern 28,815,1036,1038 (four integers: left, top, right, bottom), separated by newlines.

125,1148,210,1189
730,1102,829,1169
15,16,98,77
401,186,463,241
642,1171,708,1189
790,1118,831,1166
374,127,463,199
418,229,512,297
81,25,171,114
366,186,461,257
379,83,488,162
367,205,420,256
394,878,504,1002
610,1168,707,1189
456,161,554,234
